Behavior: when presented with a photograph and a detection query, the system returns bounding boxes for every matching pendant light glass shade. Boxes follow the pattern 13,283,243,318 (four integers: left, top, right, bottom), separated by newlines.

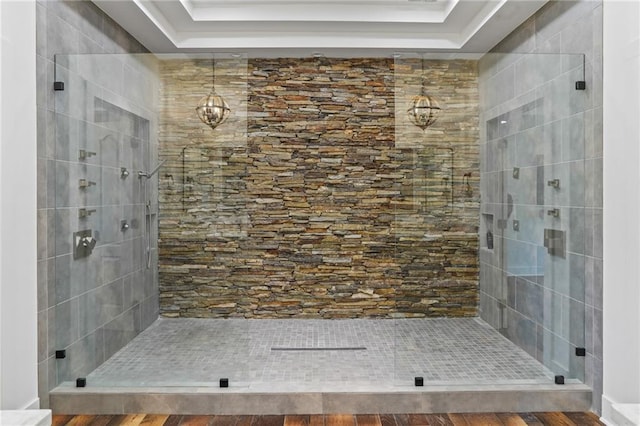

407,94,440,130
195,59,230,130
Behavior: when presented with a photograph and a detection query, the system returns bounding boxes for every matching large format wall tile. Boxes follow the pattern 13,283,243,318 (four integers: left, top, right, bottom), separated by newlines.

478,0,603,412
36,0,157,409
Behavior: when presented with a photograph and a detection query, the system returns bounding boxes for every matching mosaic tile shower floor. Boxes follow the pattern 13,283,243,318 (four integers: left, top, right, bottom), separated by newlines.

87,318,554,389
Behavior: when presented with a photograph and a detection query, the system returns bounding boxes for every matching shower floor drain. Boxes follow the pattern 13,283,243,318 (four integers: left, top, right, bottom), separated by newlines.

271,347,367,351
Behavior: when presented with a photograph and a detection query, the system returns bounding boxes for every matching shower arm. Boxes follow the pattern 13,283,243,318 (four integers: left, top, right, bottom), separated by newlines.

138,159,167,179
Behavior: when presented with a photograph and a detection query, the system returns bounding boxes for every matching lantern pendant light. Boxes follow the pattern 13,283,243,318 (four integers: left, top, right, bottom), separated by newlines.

407,56,441,130
196,58,230,130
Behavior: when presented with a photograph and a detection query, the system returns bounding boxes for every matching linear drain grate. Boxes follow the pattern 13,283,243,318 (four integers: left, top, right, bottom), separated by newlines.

271,347,367,351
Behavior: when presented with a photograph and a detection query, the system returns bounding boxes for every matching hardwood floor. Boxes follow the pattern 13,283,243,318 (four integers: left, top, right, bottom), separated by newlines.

52,412,604,426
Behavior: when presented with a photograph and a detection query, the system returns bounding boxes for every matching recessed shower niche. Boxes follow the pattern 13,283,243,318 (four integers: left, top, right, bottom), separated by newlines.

481,213,494,250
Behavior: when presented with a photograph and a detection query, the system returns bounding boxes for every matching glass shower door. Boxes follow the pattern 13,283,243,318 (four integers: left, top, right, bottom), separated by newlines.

488,52,587,384
392,54,481,386
539,53,588,383
52,53,253,389
51,53,160,386
158,54,251,388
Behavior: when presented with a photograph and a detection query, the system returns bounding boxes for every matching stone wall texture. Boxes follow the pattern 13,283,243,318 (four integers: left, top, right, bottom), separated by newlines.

158,57,480,318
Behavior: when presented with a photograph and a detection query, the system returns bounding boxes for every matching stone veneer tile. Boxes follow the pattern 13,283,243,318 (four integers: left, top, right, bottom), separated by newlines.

159,58,479,319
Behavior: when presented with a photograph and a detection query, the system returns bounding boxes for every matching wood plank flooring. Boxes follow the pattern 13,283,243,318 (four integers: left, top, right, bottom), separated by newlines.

52,412,604,426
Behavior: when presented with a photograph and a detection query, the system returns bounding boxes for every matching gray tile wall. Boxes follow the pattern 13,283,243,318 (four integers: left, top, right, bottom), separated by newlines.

36,0,159,409
478,0,603,413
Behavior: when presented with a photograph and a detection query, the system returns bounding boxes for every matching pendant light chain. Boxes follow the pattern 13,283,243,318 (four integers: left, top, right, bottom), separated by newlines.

212,58,216,88
421,56,426,97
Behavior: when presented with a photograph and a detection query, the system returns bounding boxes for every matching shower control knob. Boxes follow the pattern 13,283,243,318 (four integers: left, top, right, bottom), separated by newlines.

79,236,96,250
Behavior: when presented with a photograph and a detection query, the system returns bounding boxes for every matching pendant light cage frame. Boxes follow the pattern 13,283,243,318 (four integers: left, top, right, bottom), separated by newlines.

407,56,441,131
196,58,230,130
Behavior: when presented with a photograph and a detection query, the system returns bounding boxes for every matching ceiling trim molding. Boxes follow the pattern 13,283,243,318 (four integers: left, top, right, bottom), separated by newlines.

179,0,196,17
176,33,462,50
457,0,508,47
92,0,548,55
443,0,459,19
178,1,454,23
132,0,180,45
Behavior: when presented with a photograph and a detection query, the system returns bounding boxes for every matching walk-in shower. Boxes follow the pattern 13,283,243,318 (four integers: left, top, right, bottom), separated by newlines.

44,50,595,413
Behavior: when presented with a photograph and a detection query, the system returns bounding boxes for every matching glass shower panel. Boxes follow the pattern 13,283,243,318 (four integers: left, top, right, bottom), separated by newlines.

482,53,586,383
159,55,249,300
49,51,590,392
541,53,587,382
157,54,250,387
53,53,251,388
392,55,480,385
52,52,164,387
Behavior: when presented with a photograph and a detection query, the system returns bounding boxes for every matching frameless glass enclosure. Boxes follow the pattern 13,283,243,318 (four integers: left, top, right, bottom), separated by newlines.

47,51,588,391
50,52,159,384
478,53,588,383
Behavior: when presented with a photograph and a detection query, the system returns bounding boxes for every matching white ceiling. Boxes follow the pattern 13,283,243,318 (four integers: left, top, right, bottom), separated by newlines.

92,0,548,57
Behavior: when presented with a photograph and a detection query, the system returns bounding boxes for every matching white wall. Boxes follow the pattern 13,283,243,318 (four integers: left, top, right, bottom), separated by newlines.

0,0,3,407
0,0,39,410
602,0,640,422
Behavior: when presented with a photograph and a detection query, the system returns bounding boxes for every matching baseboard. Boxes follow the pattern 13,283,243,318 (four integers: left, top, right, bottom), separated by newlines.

602,395,617,425
23,397,40,410
612,404,640,425
0,409,51,426
602,395,640,426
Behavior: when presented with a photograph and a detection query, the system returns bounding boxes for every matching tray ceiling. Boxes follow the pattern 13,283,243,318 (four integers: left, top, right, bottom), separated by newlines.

92,0,547,56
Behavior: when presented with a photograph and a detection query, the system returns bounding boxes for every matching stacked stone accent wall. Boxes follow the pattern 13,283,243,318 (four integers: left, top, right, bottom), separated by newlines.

159,57,479,318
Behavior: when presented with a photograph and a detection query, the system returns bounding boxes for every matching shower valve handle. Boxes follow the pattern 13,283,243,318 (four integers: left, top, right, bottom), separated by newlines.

547,179,560,188
79,149,97,160
547,208,560,218
79,208,96,218
79,179,96,188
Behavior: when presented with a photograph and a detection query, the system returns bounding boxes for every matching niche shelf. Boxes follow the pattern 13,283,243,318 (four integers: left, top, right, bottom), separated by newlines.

482,213,494,250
